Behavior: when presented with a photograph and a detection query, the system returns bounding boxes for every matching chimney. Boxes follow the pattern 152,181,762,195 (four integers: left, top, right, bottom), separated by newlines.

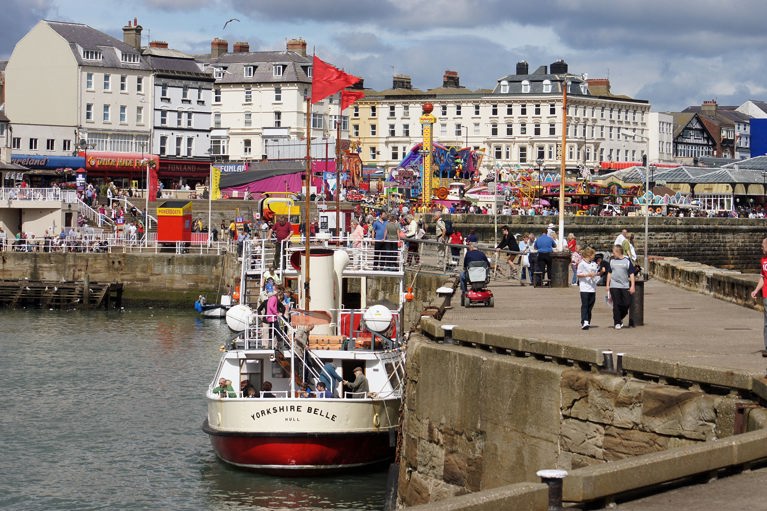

211,38,228,58
702,100,718,113
587,78,611,94
233,41,250,53
122,18,143,50
287,38,307,56
550,59,568,74
149,40,168,49
442,70,460,88
392,74,412,90
516,61,529,75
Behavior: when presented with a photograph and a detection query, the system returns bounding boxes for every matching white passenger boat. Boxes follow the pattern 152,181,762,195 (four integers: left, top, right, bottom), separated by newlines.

205,238,406,474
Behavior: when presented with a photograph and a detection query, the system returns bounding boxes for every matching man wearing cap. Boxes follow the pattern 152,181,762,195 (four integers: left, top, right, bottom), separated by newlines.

343,366,369,396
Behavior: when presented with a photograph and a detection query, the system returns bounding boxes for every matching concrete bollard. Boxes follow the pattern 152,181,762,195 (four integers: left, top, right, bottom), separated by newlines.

436,286,454,307
441,324,456,345
550,253,571,288
536,469,568,511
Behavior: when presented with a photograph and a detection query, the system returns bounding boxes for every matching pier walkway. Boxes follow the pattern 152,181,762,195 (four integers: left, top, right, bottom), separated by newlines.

440,277,766,376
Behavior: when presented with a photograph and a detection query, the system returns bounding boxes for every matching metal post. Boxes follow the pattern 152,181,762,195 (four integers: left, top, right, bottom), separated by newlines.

558,79,568,251
335,113,342,238
494,163,499,245
304,96,312,310
144,160,150,247
536,469,568,511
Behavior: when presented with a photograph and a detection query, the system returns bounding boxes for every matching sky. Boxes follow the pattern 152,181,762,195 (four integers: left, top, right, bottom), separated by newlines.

2,0,767,112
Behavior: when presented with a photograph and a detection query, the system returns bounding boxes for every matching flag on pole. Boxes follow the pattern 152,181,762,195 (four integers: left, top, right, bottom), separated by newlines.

341,89,365,111
311,56,360,104
210,165,222,200
148,164,159,203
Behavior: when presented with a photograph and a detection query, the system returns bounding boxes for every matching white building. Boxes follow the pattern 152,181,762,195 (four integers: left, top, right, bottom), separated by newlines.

5,20,153,156
647,112,674,163
198,38,348,162
354,63,650,171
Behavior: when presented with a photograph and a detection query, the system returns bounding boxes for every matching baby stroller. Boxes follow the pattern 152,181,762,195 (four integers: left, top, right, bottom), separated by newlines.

461,260,494,307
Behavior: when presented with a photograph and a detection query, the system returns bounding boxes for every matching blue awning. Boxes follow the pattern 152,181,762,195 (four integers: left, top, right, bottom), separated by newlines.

11,154,85,170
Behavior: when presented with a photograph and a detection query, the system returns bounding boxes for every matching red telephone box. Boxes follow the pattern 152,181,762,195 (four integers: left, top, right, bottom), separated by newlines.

156,200,192,242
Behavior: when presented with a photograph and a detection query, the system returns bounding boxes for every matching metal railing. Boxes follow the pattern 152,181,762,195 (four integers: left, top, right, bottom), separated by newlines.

0,186,71,201
1,232,229,255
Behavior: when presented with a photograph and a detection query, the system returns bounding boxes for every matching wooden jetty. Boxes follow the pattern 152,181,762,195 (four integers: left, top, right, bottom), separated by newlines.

0,279,124,310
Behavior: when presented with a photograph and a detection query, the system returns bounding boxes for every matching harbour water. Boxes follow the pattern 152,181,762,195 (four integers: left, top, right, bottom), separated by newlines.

0,309,386,511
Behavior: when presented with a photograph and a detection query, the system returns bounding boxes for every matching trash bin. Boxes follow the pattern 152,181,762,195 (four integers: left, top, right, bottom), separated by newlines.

629,278,644,327
550,252,571,288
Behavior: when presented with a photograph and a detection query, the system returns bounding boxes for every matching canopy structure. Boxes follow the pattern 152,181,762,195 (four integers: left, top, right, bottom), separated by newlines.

219,161,322,197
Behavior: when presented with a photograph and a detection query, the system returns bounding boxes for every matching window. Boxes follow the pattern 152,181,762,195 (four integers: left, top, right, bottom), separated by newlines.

63,140,71,152
243,139,252,155
403,105,410,117
506,124,513,136
494,146,502,159
137,77,143,94
121,53,140,64
441,105,447,116
244,86,252,103
274,112,282,127
521,80,530,93
370,106,377,117
214,88,221,103
214,113,221,128
537,146,545,160
181,85,189,101
440,124,447,136
534,123,541,136
500,80,509,94
455,105,462,116
549,123,556,135
491,104,498,116
86,72,94,90
244,66,254,78
389,105,396,118
353,105,359,118
160,83,169,99
520,104,527,115
352,124,359,137
186,112,192,128
211,138,226,155
158,136,167,155
391,146,400,160
506,104,513,115
580,82,588,94
370,124,376,136
214,68,223,79
120,75,127,92
519,146,527,163
534,104,541,115
82,50,102,61
102,104,111,122
491,123,498,136
403,124,410,137
186,137,193,157
455,124,462,136
160,111,168,126
274,86,282,102
12,137,21,149
389,124,396,136
136,106,144,124
542,79,552,93
29,138,38,150
244,112,252,127
85,103,94,121
520,123,527,135
312,113,324,130
120,105,127,123
176,110,182,127
550,103,556,115
273,64,283,77
474,104,480,116
505,146,511,159
103,74,111,91
46,139,55,151
175,137,182,156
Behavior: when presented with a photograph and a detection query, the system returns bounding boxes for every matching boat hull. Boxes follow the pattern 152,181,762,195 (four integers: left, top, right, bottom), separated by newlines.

203,420,394,474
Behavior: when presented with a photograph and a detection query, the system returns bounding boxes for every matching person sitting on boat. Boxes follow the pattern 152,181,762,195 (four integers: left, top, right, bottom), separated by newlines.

315,381,332,399
212,378,236,398
261,381,276,398
319,361,343,398
244,385,258,398
298,382,313,398
343,367,369,397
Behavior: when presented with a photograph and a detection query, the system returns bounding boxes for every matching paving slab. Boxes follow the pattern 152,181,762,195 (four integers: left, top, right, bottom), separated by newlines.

439,277,767,377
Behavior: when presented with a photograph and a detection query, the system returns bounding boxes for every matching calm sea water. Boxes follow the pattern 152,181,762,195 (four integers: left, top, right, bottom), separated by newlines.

0,309,386,511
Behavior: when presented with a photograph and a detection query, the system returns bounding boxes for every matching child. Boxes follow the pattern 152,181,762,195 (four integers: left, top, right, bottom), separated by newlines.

576,247,599,330
570,244,582,286
448,230,464,266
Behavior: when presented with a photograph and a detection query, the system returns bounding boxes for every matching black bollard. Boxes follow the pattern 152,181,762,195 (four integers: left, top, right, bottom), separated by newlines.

537,469,568,511
602,350,615,372
629,279,644,326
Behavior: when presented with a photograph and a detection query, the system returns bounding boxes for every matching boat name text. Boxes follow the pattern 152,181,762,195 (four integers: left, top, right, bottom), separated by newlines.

251,405,337,422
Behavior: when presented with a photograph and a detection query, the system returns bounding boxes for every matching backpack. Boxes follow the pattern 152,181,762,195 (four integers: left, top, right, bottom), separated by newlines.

444,219,454,236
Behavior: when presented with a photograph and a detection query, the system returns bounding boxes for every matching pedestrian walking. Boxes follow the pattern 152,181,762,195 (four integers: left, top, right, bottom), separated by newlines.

605,244,635,329
749,237,767,356
577,247,599,330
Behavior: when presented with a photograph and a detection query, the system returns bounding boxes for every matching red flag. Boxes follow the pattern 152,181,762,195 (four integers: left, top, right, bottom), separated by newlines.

341,89,365,111
311,56,360,104
148,165,159,203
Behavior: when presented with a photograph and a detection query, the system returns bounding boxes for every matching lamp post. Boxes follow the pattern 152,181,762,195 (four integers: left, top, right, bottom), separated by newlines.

535,158,544,204
558,80,568,251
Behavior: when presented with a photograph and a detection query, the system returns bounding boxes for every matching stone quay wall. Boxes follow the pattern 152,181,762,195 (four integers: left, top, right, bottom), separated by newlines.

420,214,766,272
399,334,767,507
0,252,240,307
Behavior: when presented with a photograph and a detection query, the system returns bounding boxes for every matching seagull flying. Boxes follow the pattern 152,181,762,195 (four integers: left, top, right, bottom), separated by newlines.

223,18,240,30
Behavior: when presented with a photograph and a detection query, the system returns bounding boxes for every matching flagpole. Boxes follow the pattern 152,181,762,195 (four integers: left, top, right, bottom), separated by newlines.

335,105,342,237
304,95,312,310
207,164,212,248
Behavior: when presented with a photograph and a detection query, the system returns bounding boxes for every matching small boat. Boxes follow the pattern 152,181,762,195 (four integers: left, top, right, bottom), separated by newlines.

203,238,406,474
195,294,233,319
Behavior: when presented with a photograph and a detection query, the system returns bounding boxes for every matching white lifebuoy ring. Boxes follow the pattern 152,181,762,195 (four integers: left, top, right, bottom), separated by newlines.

373,413,381,428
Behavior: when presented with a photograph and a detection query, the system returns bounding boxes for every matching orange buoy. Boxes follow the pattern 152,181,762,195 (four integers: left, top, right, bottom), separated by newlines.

405,287,414,302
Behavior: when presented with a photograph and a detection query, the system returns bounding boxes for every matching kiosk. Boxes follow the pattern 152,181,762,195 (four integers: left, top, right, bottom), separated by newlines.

157,200,192,242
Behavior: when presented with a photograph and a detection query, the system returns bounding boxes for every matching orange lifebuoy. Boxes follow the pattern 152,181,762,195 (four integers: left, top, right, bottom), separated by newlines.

263,207,275,222
655,207,662,214
436,187,449,200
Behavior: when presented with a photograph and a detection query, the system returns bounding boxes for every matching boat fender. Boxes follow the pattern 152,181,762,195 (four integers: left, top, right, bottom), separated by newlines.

373,413,381,428
194,300,203,313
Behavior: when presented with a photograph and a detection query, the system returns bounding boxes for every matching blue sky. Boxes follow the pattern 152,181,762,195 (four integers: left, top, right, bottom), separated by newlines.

3,0,767,112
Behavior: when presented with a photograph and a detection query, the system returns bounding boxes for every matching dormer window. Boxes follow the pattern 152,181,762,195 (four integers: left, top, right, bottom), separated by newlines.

121,53,140,64
306,66,312,78
213,68,224,80
273,65,284,77
521,80,531,93
500,80,509,94
244,66,254,78
542,79,552,93
82,50,102,61
580,82,589,94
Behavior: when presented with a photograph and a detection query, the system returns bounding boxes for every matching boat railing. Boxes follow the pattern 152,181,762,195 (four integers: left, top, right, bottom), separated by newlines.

334,308,402,351
280,237,404,275
261,391,289,399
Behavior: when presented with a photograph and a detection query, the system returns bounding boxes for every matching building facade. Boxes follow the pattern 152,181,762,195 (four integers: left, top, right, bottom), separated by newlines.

354,63,650,171
648,112,674,163
198,38,348,162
